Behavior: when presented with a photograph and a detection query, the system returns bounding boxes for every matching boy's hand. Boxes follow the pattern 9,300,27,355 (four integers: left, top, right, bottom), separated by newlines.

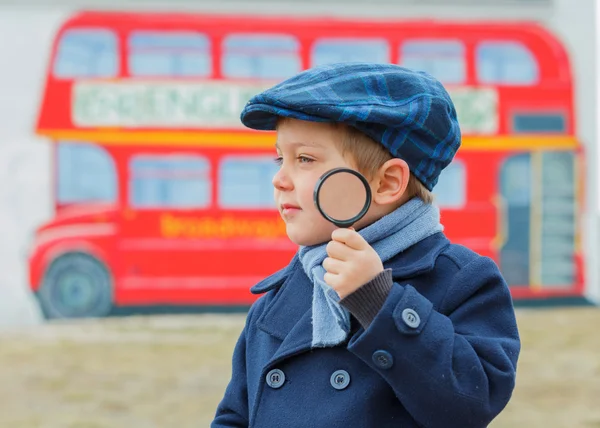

323,228,384,299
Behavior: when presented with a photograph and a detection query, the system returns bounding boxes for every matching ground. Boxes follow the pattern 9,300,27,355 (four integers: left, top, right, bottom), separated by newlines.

0,307,598,428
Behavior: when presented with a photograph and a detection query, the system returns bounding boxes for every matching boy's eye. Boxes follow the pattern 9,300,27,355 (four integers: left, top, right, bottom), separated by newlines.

273,155,314,166
298,156,314,164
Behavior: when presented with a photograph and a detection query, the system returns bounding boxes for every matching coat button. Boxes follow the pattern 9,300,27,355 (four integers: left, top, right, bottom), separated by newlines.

402,308,421,329
330,370,350,390
266,369,285,389
372,350,394,370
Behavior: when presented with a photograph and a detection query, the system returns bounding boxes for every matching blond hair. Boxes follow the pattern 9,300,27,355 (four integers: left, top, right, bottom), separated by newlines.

333,124,434,204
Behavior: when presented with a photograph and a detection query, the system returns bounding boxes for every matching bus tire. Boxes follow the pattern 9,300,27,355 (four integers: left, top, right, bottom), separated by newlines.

37,252,113,319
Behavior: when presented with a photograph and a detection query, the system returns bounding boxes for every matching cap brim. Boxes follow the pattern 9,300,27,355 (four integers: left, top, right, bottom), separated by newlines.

240,103,335,131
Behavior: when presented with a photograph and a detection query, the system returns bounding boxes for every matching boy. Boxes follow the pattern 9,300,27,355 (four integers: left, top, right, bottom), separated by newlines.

212,63,520,428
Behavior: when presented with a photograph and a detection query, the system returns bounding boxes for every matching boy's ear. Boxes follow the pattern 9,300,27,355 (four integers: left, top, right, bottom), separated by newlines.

372,158,411,205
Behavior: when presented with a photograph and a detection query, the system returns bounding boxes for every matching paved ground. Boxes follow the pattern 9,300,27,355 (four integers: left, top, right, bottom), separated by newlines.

0,308,598,427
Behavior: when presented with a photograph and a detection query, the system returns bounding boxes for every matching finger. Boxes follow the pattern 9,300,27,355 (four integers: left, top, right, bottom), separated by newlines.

326,240,354,261
322,257,343,274
323,271,341,289
331,228,368,251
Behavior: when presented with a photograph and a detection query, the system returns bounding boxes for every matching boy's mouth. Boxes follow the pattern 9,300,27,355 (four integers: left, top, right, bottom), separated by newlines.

280,203,301,216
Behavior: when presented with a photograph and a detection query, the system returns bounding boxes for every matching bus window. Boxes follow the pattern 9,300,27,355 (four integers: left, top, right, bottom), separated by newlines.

512,112,566,133
129,31,211,77
432,161,466,209
311,38,389,67
129,155,211,209
499,154,532,286
400,40,465,84
57,142,117,204
476,41,539,85
222,34,301,80
219,156,279,209
53,29,118,78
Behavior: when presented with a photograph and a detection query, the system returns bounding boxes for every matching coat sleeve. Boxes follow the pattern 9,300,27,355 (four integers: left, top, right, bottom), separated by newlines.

211,305,257,427
347,255,521,428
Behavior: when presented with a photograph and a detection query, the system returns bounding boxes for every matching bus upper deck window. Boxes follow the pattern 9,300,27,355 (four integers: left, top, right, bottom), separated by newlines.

222,34,301,80
513,112,567,133
219,156,280,209
400,40,466,84
129,31,211,77
476,41,539,85
53,29,118,78
129,155,211,209
311,38,389,67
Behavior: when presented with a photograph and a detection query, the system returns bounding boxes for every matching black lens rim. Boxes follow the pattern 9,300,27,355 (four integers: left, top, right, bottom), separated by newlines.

313,167,372,228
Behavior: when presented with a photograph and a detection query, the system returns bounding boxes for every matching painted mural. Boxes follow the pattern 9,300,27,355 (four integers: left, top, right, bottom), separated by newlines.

30,11,586,318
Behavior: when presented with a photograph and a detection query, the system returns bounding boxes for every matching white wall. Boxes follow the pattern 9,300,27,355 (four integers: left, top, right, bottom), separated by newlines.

0,9,70,327
0,0,596,327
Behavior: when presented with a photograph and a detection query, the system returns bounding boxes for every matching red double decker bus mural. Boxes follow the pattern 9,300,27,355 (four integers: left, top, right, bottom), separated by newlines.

30,11,585,318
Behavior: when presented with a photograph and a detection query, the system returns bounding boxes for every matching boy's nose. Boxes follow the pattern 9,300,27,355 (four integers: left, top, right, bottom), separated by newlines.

272,168,293,191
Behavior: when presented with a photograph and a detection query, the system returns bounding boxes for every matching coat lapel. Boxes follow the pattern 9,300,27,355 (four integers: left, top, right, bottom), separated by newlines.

253,256,314,367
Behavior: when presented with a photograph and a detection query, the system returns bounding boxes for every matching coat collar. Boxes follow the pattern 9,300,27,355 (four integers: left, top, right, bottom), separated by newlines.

251,232,450,364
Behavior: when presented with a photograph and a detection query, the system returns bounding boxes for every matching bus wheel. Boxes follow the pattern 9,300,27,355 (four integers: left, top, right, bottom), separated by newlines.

37,253,113,319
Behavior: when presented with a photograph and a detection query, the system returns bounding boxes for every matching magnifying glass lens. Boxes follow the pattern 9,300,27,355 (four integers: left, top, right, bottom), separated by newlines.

314,168,371,228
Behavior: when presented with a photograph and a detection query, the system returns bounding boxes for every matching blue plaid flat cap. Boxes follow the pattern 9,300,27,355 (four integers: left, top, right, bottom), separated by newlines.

240,62,461,191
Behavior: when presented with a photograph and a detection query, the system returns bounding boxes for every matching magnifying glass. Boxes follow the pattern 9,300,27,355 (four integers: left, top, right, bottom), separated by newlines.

314,167,372,228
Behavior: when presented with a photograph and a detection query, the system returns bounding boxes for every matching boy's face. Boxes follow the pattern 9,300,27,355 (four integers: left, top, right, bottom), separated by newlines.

274,118,364,247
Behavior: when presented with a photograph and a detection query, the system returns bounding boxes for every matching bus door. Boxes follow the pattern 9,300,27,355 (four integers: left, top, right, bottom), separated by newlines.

498,151,577,290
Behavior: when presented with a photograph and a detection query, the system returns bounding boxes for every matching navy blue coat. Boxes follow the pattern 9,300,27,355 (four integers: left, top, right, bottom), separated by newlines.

212,233,520,427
